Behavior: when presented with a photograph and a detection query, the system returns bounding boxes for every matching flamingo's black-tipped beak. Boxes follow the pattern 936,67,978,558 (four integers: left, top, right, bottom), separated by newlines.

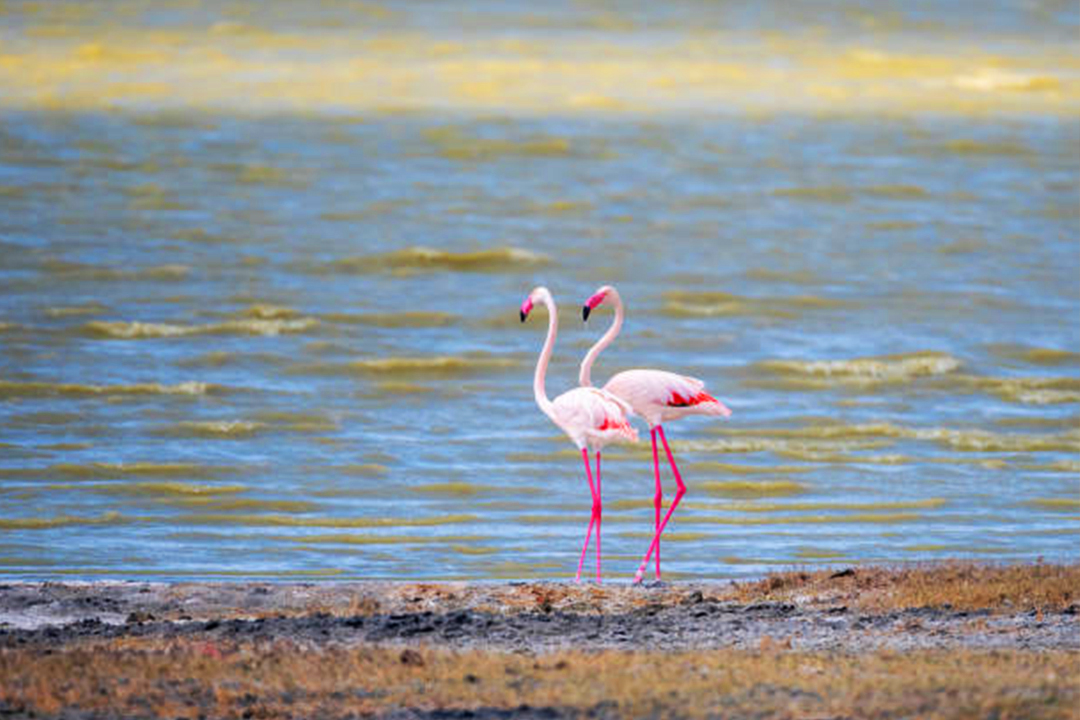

520,309,527,322
582,305,591,322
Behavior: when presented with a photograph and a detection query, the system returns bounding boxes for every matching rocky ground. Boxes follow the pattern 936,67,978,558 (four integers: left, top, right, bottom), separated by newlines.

1,563,1078,719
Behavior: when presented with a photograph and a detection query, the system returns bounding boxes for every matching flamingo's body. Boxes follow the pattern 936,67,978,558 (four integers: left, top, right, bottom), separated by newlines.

520,287,637,582
601,369,731,429
580,285,731,583
547,386,638,451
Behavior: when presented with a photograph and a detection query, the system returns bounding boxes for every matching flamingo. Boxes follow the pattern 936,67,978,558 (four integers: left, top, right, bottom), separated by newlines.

580,284,732,584
520,286,638,583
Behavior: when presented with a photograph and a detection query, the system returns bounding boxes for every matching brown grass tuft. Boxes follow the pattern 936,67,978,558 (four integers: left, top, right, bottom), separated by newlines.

726,560,1080,612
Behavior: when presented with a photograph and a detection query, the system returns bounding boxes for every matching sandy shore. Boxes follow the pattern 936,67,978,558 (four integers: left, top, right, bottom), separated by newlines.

2,563,1078,718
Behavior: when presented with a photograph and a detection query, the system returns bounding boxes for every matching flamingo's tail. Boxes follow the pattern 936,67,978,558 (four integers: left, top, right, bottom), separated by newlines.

598,417,639,443
670,390,732,418
699,394,732,418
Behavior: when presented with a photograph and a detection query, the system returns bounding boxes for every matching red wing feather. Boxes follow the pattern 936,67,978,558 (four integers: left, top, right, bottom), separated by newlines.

667,390,717,408
598,417,632,432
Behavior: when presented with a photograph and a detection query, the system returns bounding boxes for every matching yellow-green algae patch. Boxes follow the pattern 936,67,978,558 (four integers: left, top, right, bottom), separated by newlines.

44,303,109,317
750,351,961,389
901,544,1002,553
608,498,674,511
345,354,519,378
448,544,499,556
321,311,458,327
422,127,593,161
773,185,855,203
411,482,529,497
471,560,564,580
283,533,491,546
506,450,636,463
203,304,295,322
986,344,1080,367
750,352,1080,403
794,548,849,559
0,462,234,480
85,317,319,339
373,381,433,394
687,498,947,513
619,530,713,543
39,260,190,282
1,23,1076,117
0,511,133,529
175,513,480,528
711,419,911,440
698,480,809,498
326,246,551,274
157,416,337,440
163,420,267,438
331,463,389,476
642,436,891,459
690,422,1080,455
93,482,249,497
165,498,321,513
939,139,1034,156
660,290,848,320
994,415,1080,431
248,411,339,433
1025,498,1080,511
11,567,349,578
0,380,219,399
692,512,923,525
684,461,815,475
942,374,1080,405
1017,460,1080,473
862,184,931,199
515,514,638,526
867,220,920,231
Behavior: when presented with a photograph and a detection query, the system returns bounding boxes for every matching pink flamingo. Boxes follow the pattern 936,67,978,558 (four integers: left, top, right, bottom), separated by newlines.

580,285,732,584
520,286,638,583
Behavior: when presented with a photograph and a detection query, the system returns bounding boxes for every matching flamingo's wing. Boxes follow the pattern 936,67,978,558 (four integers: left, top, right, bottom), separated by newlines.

605,369,730,422
604,369,704,408
552,387,638,447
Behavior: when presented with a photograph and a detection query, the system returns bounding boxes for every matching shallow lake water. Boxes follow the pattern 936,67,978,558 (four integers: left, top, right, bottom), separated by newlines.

0,0,1077,581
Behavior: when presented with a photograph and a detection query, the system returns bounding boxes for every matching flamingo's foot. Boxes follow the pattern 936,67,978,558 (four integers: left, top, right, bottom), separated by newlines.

632,568,645,584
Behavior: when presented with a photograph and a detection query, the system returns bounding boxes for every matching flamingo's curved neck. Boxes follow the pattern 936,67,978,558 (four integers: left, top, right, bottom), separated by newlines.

579,289,624,387
533,291,558,422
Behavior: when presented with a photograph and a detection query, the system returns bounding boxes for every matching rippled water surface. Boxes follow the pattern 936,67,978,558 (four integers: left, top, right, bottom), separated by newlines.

1,0,1078,580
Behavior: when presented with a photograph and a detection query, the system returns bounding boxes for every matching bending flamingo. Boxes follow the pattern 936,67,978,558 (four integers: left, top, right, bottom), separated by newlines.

580,285,731,584
520,286,638,583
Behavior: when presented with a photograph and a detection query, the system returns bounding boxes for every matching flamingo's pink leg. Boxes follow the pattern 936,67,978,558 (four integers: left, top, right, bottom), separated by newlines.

595,451,603,584
633,425,687,584
651,427,662,580
575,448,598,583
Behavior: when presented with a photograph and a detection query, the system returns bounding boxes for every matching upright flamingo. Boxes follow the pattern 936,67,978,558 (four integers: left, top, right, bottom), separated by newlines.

580,285,731,584
520,286,638,583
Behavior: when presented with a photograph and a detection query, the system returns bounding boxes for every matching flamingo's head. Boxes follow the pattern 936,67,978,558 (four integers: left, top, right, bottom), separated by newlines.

520,286,548,322
582,285,616,322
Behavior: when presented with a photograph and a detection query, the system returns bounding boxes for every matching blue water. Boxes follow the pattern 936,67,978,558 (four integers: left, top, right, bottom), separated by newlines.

0,1,1077,581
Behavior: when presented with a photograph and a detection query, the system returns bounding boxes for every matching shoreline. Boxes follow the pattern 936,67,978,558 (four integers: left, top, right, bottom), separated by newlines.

2,561,1078,718
2,561,1078,649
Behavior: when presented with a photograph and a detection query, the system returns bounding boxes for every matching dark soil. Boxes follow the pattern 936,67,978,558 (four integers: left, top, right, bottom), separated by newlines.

1,580,1076,653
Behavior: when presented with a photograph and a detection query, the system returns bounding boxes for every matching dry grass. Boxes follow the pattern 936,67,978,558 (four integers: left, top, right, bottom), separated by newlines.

726,561,1080,612
2,638,1078,720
